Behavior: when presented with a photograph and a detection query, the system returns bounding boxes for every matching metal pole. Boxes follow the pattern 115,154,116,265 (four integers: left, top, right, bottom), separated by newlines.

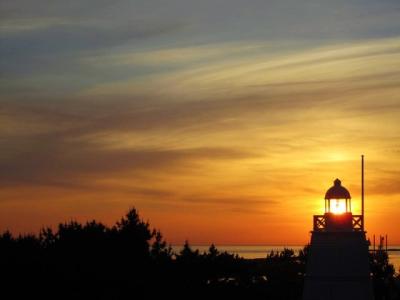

361,155,364,230
373,234,375,252
386,234,388,252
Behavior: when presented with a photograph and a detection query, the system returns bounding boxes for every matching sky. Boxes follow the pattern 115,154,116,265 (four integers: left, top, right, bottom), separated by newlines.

1,0,400,245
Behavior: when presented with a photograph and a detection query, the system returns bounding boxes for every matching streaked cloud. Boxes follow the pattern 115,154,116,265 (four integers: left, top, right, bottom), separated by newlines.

84,43,267,67
82,37,400,100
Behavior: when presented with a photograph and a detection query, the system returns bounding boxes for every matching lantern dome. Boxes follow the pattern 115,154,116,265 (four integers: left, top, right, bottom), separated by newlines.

325,178,351,200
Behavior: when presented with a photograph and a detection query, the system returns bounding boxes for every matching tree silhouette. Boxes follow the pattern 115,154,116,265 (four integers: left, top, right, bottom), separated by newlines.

151,230,172,261
0,208,398,300
370,244,397,300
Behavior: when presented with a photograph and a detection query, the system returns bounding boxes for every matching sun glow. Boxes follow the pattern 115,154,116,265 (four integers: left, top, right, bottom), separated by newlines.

330,199,346,214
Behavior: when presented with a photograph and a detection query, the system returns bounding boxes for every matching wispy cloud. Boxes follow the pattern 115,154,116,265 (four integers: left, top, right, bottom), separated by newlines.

81,37,400,100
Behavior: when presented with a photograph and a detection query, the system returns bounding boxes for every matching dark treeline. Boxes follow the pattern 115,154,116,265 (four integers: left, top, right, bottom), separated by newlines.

0,208,399,299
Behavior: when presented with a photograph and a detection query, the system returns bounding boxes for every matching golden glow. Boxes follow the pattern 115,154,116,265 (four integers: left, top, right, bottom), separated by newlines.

1,38,400,245
330,199,347,215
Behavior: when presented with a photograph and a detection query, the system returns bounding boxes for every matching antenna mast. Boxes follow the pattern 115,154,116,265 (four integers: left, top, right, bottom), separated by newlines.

361,155,365,230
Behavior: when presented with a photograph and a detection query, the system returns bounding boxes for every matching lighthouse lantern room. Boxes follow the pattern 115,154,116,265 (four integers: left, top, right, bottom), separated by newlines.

313,178,363,232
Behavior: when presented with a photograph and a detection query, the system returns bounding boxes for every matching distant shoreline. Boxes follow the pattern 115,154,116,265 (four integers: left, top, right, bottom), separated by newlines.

380,249,400,251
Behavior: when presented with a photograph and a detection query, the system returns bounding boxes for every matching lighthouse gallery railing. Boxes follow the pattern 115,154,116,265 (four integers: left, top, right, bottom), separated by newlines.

313,214,364,232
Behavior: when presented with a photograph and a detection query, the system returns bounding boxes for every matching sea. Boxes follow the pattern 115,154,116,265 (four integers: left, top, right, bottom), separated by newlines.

172,245,400,272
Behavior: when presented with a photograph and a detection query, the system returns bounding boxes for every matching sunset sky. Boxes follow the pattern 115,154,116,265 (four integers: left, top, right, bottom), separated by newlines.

1,0,400,245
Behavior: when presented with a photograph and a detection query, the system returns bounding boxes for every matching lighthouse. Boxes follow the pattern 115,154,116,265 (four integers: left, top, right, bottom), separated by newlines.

302,163,374,299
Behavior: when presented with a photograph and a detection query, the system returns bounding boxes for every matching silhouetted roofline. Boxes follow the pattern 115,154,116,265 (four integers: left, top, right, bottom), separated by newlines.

324,178,351,199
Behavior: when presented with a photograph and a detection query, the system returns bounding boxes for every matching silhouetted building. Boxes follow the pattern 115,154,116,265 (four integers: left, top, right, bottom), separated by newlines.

302,178,374,300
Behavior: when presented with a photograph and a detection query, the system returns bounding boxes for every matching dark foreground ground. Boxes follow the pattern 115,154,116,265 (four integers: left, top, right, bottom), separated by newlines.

1,208,399,299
